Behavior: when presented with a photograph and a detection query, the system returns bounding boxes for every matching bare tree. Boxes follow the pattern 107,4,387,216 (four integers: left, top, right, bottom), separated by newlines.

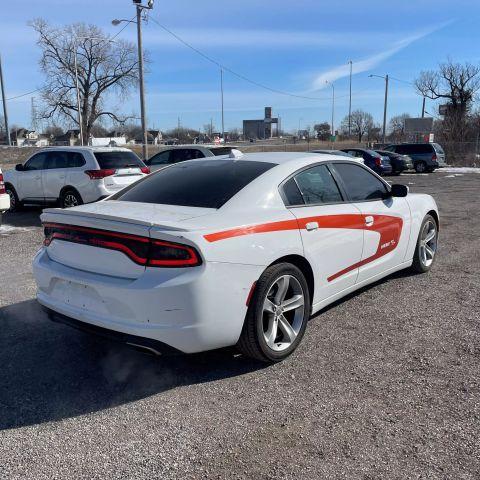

388,113,410,141
31,19,139,145
340,110,373,142
415,60,480,141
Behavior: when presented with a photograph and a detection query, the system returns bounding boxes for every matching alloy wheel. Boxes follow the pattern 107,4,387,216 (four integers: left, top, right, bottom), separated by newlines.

419,220,437,267
63,193,79,208
262,275,305,352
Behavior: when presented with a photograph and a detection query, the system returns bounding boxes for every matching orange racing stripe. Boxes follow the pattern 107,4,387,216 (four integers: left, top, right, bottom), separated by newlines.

204,214,403,282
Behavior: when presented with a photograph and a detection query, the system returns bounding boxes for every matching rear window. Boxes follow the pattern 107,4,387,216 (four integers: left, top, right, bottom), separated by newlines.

433,143,444,154
395,144,433,155
111,160,276,209
209,147,233,156
94,151,145,169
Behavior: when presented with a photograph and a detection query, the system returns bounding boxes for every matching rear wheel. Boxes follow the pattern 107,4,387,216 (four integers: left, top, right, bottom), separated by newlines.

410,214,438,273
5,185,21,212
237,263,311,363
60,189,83,209
415,161,427,173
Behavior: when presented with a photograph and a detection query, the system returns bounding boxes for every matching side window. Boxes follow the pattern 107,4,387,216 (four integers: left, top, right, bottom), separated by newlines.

24,153,47,171
396,145,413,155
45,151,69,169
149,151,171,165
333,163,388,201
171,149,188,163
282,178,304,206
293,164,343,205
67,152,86,168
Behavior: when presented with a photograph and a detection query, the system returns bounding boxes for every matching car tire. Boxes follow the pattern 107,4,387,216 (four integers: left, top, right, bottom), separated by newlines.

410,214,438,274
60,189,83,209
237,263,311,363
415,161,427,173
5,185,21,212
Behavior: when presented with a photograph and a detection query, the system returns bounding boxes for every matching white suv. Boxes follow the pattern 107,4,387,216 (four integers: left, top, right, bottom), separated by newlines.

0,167,11,226
4,147,149,210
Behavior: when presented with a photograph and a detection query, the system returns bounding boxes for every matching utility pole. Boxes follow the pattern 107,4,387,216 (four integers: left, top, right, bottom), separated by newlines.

136,3,148,160
220,69,225,142
0,54,11,146
421,96,426,118
348,60,352,137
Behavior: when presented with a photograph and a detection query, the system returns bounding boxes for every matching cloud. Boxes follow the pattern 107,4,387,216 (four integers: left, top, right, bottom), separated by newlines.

311,22,452,90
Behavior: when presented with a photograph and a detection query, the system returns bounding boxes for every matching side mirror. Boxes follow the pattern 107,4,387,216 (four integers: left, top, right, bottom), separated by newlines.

391,184,409,197
15,163,24,171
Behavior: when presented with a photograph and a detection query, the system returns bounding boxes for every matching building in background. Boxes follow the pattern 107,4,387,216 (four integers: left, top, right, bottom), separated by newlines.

243,107,279,140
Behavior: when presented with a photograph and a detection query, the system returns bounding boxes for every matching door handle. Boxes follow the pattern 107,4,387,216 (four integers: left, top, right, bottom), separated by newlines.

305,222,319,231
34,176,41,180
365,216,374,227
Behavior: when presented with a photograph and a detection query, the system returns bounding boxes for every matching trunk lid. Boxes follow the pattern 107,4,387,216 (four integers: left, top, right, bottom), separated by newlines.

41,202,213,278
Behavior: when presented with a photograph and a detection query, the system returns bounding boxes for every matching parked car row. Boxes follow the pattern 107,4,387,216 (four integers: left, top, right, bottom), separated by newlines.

2,142,445,215
315,142,446,176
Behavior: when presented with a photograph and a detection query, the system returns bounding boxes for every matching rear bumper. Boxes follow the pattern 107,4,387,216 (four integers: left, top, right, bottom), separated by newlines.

42,306,181,355
33,248,263,353
0,193,10,212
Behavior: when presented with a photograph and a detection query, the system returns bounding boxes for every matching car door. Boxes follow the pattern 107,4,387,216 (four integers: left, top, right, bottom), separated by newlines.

282,163,364,304
42,151,68,202
18,152,47,201
330,162,411,283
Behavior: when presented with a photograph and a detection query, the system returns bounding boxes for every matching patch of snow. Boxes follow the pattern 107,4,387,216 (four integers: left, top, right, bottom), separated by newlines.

0,225,35,235
438,167,480,174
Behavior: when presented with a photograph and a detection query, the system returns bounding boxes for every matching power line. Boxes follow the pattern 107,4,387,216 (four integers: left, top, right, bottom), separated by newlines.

2,88,42,102
148,16,333,102
110,14,137,41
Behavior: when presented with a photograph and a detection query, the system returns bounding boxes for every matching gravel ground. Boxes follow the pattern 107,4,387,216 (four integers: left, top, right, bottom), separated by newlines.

0,172,479,479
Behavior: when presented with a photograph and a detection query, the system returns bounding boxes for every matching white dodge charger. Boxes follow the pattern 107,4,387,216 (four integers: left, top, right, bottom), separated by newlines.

33,153,439,362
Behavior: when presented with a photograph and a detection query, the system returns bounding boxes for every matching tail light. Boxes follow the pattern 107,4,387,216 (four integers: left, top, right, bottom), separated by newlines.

374,156,382,167
432,153,437,161
85,169,116,179
141,166,150,174
0,174,5,194
43,223,201,268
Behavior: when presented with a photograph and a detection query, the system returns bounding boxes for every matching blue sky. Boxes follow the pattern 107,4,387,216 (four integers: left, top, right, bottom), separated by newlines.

1,0,479,133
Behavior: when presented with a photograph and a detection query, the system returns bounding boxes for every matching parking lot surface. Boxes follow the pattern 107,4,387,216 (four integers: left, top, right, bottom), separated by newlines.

0,172,479,479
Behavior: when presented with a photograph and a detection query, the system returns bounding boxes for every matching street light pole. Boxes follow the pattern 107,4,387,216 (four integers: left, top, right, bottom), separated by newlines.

382,74,389,144
220,69,225,142
326,80,335,143
369,74,389,144
348,60,352,137
0,54,11,146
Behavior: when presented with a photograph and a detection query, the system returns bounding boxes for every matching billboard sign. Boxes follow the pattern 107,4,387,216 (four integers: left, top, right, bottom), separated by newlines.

404,117,434,134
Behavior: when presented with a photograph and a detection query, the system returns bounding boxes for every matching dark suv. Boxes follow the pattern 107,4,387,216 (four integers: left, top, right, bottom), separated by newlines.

384,143,446,173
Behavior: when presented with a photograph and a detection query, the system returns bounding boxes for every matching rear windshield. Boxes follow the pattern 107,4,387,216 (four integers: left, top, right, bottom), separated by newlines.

111,160,276,209
209,147,234,156
94,151,145,169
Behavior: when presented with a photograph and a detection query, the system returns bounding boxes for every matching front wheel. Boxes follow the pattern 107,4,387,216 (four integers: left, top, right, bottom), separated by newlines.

237,263,311,363
410,214,438,273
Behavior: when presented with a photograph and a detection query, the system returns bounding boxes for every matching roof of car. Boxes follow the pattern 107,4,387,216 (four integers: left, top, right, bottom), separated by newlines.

35,146,134,153
222,151,351,165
